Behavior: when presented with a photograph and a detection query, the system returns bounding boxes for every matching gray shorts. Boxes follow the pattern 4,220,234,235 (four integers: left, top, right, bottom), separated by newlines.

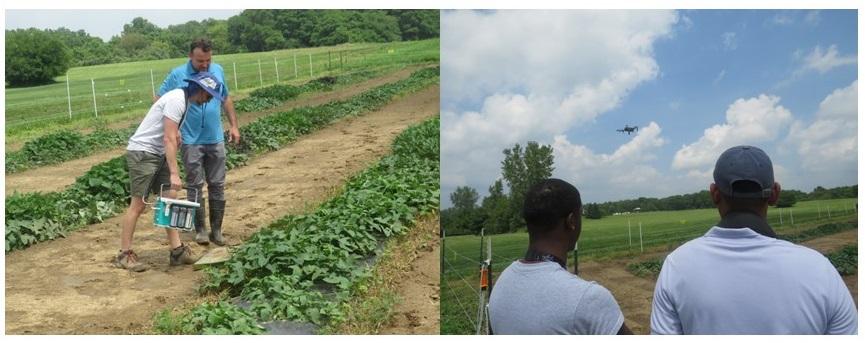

127,150,169,198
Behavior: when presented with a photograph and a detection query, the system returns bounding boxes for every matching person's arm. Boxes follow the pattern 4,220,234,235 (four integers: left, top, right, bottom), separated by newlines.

649,257,683,334
825,261,858,334
163,117,182,191
222,95,241,143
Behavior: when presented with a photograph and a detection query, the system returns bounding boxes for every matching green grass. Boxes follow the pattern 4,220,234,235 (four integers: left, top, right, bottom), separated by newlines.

440,198,858,334
5,39,439,141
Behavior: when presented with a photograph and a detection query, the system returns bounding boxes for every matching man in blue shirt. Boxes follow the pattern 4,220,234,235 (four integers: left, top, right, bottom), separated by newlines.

156,38,240,246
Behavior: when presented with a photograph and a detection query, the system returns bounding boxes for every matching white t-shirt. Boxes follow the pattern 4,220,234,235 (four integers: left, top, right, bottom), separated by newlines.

651,227,858,334
489,260,624,334
127,88,186,155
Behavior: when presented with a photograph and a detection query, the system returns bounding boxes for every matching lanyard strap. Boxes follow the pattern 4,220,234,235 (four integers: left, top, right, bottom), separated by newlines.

523,249,566,269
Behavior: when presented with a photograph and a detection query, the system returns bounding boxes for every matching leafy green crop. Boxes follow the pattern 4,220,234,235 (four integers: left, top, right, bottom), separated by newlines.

154,301,265,335
189,117,440,333
626,258,665,278
6,126,137,173
825,245,857,276
777,221,857,243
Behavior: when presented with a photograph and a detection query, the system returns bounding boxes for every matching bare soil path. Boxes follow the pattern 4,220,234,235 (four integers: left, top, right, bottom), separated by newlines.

379,219,440,334
576,229,858,335
5,66,427,195
4,85,439,334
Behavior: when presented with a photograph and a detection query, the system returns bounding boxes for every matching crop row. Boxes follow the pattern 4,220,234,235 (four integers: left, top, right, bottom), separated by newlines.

156,117,439,334
5,69,385,174
4,67,439,252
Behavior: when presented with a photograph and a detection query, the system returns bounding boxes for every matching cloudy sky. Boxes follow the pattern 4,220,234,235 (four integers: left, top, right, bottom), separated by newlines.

5,9,241,41
441,9,858,207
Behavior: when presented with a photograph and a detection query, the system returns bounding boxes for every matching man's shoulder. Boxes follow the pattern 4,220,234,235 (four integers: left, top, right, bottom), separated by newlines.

169,63,191,76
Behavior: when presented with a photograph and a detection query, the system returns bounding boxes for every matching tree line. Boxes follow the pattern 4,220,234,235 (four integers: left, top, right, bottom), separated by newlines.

5,9,438,87
443,144,857,235
442,141,556,236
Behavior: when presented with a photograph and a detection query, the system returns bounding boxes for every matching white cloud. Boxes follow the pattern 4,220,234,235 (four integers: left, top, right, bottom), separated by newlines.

804,10,821,26
669,101,681,111
551,122,669,201
713,69,726,85
769,12,794,26
441,10,679,205
801,45,857,74
721,32,737,50
672,94,793,173
786,81,857,174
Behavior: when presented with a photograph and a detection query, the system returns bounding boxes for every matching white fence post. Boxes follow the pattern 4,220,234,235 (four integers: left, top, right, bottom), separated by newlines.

66,74,72,120
639,222,643,253
274,57,279,83
628,219,632,248
150,69,156,98
779,208,783,224
91,79,98,117
294,54,298,79
233,62,238,90
789,208,794,225
309,53,313,78
258,59,263,87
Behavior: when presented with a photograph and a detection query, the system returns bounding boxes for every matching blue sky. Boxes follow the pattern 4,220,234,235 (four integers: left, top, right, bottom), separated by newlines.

441,10,858,207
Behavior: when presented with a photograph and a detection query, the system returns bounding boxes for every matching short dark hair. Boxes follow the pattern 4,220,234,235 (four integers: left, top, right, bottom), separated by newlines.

189,38,213,53
523,178,581,233
723,180,770,212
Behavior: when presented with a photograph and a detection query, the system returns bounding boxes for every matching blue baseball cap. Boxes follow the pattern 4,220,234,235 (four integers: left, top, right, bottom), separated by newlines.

713,145,775,199
184,72,223,102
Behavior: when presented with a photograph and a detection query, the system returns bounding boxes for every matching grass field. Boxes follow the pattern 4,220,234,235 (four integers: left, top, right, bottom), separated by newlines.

5,39,439,140
441,198,858,334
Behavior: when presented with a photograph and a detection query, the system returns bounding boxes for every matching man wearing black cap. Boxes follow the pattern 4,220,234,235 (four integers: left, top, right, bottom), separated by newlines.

650,145,857,334
489,178,631,335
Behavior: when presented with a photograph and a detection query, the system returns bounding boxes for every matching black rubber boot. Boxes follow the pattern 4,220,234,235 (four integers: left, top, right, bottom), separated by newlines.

193,199,209,245
209,199,226,246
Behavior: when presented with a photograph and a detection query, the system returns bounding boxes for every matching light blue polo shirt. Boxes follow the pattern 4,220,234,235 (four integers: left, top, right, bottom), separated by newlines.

158,61,229,145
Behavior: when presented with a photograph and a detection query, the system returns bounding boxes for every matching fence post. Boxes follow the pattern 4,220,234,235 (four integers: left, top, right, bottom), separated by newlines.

639,222,643,253
309,53,313,78
779,208,783,224
827,205,831,218
274,57,279,83
789,208,794,225
628,219,632,249
294,54,298,79
91,79,98,117
233,62,239,90
150,69,156,98
441,227,445,279
573,241,579,275
66,74,72,120
258,59,263,87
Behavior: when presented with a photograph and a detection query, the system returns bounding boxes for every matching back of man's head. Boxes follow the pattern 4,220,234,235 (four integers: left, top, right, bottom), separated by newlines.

523,178,581,234
713,145,776,212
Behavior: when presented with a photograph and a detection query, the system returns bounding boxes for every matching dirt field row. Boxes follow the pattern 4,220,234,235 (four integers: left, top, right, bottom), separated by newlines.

4,85,440,334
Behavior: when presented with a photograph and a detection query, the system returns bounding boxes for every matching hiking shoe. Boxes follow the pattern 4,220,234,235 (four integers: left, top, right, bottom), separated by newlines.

169,244,199,266
114,250,148,272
